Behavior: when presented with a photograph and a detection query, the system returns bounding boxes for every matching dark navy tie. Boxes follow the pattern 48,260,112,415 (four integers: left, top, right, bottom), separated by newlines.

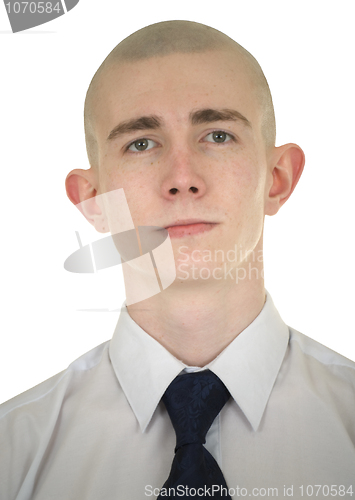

158,370,232,499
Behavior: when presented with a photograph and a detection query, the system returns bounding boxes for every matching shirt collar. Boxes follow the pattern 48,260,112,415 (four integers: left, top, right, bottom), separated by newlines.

206,291,289,431
109,307,186,433
109,290,289,433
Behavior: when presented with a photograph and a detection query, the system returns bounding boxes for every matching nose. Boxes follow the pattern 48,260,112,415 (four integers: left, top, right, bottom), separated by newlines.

160,144,207,200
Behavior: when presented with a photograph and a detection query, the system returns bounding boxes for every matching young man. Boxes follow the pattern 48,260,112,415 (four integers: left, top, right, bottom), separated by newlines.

1,20,354,500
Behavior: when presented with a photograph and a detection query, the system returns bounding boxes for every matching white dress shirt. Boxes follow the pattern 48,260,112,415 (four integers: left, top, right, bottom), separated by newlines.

1,290,354,500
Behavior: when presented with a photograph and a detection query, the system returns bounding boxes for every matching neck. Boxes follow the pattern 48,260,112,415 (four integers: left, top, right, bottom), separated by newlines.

126,244,266,367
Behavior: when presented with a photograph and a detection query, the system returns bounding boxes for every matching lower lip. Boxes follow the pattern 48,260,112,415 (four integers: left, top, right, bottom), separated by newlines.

166,223,217,238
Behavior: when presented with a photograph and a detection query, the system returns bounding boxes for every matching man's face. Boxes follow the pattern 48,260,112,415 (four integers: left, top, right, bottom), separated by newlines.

91,50,271,280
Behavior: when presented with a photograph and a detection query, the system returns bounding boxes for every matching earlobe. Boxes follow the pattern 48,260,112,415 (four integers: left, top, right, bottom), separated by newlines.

265,143,305,216
65,168,108,233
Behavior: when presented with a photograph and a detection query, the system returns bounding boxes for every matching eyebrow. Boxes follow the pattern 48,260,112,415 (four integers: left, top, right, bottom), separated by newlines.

189,108,251,127
107,108,251,141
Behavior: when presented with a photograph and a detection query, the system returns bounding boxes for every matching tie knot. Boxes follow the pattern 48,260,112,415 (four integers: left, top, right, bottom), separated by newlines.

162,370,230,451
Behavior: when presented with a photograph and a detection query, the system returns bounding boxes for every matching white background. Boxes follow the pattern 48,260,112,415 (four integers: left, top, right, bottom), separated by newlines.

0,0,354,404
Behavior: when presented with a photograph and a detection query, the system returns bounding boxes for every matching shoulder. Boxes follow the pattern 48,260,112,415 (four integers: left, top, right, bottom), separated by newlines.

287,327,355,397
289,327,355,370
0,340,110,422
0,341,111,497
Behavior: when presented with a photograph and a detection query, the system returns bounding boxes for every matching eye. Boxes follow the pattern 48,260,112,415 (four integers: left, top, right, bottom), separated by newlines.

204,131,234,143
127,138,157,152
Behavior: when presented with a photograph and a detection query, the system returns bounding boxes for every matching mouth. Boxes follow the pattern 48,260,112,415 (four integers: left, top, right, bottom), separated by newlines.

164,219,218,238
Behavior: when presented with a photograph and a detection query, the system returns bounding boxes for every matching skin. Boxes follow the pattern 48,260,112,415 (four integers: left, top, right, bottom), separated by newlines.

66,50,304,366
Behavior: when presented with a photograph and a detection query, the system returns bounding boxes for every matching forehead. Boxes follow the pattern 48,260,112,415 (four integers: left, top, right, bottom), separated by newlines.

93,51,260,136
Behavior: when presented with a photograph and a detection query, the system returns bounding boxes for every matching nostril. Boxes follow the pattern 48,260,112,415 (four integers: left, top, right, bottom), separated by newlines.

169,186,198,195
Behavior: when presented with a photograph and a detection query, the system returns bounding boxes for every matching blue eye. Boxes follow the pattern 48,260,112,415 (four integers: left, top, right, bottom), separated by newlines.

128,138,157,152
204,131,233,143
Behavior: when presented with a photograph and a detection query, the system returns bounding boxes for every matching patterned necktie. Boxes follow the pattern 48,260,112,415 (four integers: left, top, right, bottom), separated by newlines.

158,369,232,499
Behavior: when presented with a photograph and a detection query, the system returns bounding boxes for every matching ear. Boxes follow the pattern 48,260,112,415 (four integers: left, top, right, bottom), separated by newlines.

65,168,108,233
265,143,305,216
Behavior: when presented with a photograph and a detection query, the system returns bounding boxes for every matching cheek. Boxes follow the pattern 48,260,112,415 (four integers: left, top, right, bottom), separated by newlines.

220,153,266,246
99,151,140,192
99,164,157,226
221,149,265,205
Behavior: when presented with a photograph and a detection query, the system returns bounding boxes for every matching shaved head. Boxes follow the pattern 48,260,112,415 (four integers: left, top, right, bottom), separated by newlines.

84,20,276,169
